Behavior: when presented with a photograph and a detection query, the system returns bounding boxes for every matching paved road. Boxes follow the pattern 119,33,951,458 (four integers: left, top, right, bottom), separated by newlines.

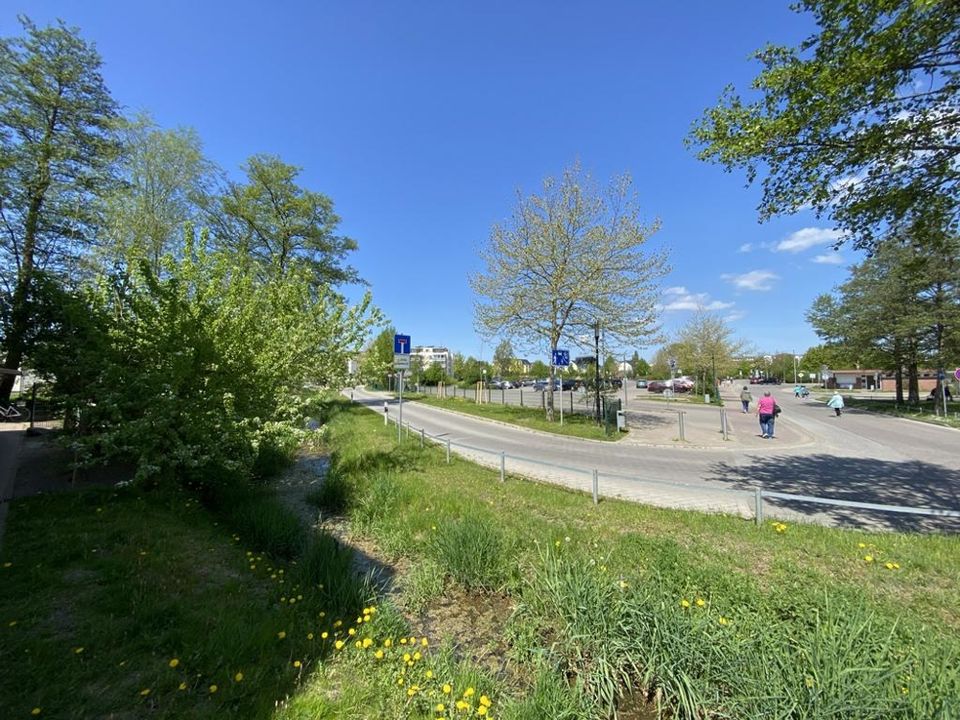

354,385,960,533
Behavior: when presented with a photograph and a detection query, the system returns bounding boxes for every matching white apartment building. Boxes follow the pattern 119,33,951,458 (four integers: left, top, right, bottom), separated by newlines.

412,346,453,375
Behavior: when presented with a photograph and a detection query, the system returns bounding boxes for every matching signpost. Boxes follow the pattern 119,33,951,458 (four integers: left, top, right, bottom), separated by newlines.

553,349,569,425
393,334,411,442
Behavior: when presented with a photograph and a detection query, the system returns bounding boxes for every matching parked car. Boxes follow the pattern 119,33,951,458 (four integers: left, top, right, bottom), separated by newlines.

647,380,669,393
636,379,648,389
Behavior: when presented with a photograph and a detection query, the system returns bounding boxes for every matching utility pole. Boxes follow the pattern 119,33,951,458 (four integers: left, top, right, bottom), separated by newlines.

594,321,602,426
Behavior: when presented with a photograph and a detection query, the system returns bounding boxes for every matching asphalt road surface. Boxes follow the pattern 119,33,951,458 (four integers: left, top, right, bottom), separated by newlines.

351,384,960,533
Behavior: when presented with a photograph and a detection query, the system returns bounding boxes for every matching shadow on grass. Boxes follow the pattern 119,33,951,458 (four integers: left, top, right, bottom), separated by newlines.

705,453,960,533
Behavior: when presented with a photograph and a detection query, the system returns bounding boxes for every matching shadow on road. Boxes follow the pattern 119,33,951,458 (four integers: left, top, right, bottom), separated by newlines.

706,454,960,533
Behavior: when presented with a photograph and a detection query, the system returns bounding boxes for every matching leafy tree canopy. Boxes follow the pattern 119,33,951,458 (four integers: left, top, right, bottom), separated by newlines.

689,0,960,251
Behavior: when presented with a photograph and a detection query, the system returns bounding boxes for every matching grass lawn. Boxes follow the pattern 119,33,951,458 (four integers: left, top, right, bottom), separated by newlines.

841,395,960,430
407,394,626,441
2,398,958,718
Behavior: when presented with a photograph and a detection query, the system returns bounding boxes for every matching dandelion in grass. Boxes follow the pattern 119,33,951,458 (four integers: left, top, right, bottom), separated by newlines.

384,638,393,647
436,703,445,712
2,562,11,568
209,685,218,693
804,675,815,688
443,684,452,694
413,651,422,661
307,633,314,640
375,649,384,659
277,631,286,640
321,632,329,640
464,687,475,697
293,660,302,668
400,638,407,645
477,706,489,716
695,598,706,607
348,628,357,636
718,616,729,625
425,670,433,679
864,555,874,563
554,540,561,547
333,620,343,628
73,646,83,654
884,562,901,570
234,672,244,682
168,658,179,668
140,688,151,696
456,700,470,710
362,638,373,648
31,708,41,715
335,640,345,650
480,695,492,707
178,682,187,691
421,637,428,647
680,598,690,608
901,687,909,695
618,580,629,589
858,542,866,548
355,640,363,649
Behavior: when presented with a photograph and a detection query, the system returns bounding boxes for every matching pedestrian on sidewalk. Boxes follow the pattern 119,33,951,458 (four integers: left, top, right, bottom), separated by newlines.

739,386,753,413
757,391,776,438
827,391,844,417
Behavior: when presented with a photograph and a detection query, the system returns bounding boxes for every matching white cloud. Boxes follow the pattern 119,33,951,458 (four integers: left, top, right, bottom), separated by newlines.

721,270,779,291
811,253,844,265
723,310,746,323
659,287,734,311
738,243,753,253
775,227,844,253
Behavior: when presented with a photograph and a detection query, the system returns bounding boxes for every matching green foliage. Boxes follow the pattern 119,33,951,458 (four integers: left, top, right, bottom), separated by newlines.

306,468,354,516
400,558,446,613
429,517,506,590
689,0,960,251
295,533,372,618
0,16,121,401
222,489,305,560
359,325,395,388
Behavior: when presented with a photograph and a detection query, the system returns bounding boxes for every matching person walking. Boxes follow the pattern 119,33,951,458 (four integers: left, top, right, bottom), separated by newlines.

739,386,753,413
757,391,776,438
827,391,845,417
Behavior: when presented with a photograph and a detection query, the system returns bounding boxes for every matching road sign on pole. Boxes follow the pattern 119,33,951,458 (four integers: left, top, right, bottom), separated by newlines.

393,354,410,370
394,334,411,355
552,349,570,367
954,368,960,381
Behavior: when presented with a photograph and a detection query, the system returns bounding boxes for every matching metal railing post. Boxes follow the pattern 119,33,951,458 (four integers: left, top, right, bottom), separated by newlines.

754,488,763,525
678,411,686,441
446,438,451,464
420,428,424,448
721,409,728,441
500,452,506,482
592,469,599,505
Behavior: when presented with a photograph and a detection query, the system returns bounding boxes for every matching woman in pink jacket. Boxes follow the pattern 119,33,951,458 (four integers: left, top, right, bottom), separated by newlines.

756,391,776,439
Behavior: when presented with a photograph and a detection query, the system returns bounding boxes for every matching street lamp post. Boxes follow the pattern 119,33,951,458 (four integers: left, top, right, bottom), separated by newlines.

793,355,800,385
594,321,602,426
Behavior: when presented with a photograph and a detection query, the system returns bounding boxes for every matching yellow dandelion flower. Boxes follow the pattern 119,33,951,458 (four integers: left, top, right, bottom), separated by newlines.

384,638,393,648
178,682,187,691
363,615,370,622
893,562,900,569
403,653,412,662
277,631,286,640
397,677,405,686
3,562,11,568
478,706,488,716
368,606,377,614
901,687,909,695
857,542,866,548
480,695,492,707
885,562,895,570
73,646,84,654
425,670,433,679
356,616,363,624
431,525,437,530
333,620,343,628
140,688,151,696
355,640,363,649
400,638,407,645
168,658,179,668
348,628,357,636
456,700,469,710
864,555,874,563
680,599,690,608
407,688,417,697
319,611,326,617
413,651,422,661
442,683,452,694
409,636,417,644
436,703,446,712
555,540,561,547
335,640,345,650
362,638,373,648
31,708,41,715
209,684,218,694
293,660,302,668
718,616,729,625
618,580,629,589
321,631,329,639
307,633,314,640
374,649,384,659
8,620,17,627
695,598,706,607
421,637,428,647
234,672,244,682
464,687,475,697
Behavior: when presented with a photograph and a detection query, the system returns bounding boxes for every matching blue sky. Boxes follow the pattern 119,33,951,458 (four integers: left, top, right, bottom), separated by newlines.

8,1,861,363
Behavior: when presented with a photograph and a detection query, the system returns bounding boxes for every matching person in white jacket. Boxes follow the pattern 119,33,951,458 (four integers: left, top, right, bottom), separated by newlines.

827,391,844,417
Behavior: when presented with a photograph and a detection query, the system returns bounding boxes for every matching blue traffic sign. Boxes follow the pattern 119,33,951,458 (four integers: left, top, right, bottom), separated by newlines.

394,334,411,355
552,349,570,367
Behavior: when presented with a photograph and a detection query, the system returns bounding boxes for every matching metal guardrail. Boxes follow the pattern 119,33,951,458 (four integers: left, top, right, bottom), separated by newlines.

375,409,960,529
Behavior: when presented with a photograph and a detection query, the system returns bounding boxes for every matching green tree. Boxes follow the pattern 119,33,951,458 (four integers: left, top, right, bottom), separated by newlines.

675,309,745,395
529,359,549,379
492,338,514,378
471,162,668,419
422,363,444,386
360,326,395,389
0,17,120,401
212,154,359,287
100,115,217,273
689,0,960,252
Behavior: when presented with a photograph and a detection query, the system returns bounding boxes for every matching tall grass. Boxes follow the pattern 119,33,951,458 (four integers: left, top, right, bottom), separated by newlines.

429,517,508,590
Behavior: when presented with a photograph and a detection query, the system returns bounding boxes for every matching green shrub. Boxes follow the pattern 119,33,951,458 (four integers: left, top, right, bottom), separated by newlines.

306,467,353,515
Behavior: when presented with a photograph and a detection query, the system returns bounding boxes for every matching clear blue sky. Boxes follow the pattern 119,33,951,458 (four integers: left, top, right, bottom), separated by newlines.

8,1,861,363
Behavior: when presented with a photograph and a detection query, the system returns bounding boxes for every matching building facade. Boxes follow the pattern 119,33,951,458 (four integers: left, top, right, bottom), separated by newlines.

412,346,453,375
